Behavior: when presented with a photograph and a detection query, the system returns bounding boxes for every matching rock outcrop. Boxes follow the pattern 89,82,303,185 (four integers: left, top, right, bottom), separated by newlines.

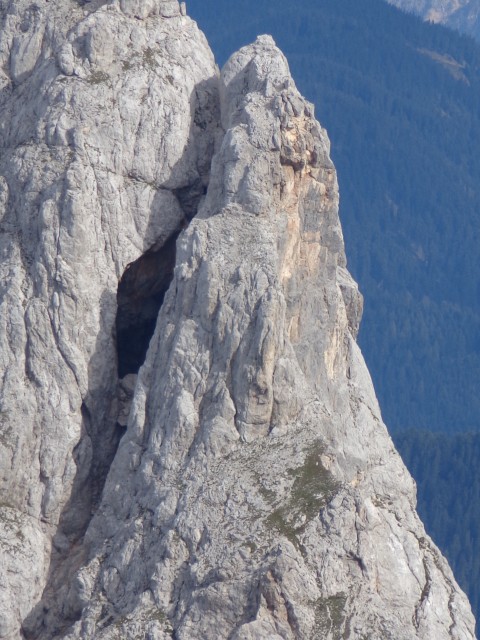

0,1,475,639
0,1,218,636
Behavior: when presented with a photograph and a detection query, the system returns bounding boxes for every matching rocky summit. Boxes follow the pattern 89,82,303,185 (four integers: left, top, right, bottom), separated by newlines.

0,1,475,638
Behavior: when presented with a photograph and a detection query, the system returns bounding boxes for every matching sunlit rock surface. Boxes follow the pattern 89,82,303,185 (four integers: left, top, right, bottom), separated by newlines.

0,1,475,638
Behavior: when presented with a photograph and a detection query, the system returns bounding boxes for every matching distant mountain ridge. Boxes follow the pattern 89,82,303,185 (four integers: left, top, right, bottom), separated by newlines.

387,0,480,40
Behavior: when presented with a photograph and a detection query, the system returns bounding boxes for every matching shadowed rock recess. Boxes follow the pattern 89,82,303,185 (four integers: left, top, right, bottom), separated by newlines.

0,1,475,639
116,232,179,378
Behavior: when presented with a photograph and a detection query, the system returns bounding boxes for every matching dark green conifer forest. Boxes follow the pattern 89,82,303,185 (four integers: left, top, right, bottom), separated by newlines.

189,0,480,627
394,431,480,625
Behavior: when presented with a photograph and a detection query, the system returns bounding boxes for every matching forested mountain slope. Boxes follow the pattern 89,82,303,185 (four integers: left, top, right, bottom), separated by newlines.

387,0,480,42
189,0,480,434
394,430,480,628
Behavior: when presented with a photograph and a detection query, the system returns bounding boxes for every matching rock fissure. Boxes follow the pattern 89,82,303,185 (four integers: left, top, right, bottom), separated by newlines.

0,3,475,638
115,229,179,379
414,558,433,630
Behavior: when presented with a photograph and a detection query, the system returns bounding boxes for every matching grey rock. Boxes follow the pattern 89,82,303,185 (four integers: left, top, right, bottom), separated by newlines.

59,36,476,640
0,3,475,640
0,1,219,637
119,0,182,19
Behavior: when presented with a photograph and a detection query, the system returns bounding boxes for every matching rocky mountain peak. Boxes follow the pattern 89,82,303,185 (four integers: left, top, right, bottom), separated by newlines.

0,2,475,638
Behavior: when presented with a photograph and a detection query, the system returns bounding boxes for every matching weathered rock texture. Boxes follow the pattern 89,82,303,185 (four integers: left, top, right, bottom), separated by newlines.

0,0,219,636
387,0,480,41
0,1,475,639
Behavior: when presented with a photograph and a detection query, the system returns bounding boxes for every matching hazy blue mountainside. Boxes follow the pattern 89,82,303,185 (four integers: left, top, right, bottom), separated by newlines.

387,0,480,42
189,0,480,435
394,430,480,627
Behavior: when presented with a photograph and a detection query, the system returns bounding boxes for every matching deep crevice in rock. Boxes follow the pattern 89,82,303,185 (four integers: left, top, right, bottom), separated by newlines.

173,179,207,220
19,71,221,640
116,231,179,378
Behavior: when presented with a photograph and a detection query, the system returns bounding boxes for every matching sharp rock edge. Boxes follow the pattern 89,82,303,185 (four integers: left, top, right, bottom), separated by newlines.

0,1,475,639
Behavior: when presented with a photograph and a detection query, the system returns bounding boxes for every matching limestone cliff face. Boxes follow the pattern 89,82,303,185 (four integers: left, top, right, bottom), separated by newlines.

0,1,219,636
0,1,475,639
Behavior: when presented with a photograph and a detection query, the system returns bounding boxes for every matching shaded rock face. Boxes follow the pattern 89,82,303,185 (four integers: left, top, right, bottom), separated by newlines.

0,2,475,640
116,231,179,378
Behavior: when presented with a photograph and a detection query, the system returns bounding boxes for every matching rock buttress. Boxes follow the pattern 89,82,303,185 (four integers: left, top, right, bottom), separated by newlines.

0,1,220,637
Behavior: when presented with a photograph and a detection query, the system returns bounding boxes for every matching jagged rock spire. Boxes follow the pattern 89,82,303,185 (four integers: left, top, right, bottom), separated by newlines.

0,2,475,639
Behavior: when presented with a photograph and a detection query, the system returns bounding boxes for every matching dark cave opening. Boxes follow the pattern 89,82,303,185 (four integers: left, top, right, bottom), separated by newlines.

116,232,179,378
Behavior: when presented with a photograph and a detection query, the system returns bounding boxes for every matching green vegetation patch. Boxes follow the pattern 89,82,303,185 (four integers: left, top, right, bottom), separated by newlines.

86,71,110,85
143,47,158,70
314,593,347,638
266,442,339,543
112,606,173,638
